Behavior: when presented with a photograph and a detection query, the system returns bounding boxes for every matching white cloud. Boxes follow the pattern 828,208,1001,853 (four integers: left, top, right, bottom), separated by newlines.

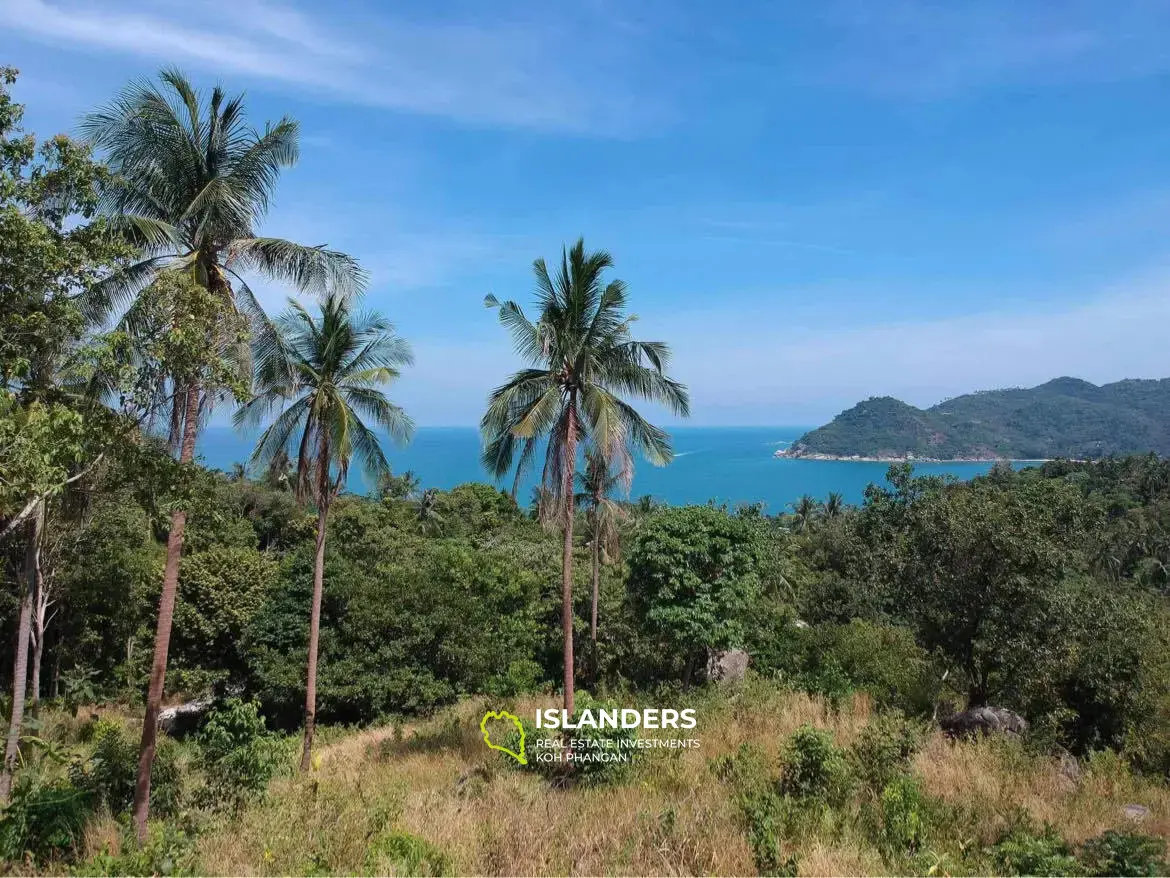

801,0,1170,99
0,0,652,132
654,272,1170,423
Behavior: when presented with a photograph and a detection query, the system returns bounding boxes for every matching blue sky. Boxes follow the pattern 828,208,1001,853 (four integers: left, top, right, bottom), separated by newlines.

4,0,1170,425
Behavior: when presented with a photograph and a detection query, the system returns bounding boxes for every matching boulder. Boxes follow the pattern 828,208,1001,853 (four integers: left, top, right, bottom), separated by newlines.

157,695,214,738
940,705,1028,738
1122,803,1151,822
703,648,750,684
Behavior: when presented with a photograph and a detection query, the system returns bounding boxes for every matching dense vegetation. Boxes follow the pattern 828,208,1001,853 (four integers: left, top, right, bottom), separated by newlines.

787,376,1170,460
2,64,1169,875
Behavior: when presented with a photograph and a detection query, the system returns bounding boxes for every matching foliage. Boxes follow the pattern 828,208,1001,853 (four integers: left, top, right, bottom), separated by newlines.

364,830,451,876
195,699,282,811
236,293,413,504
71,823,198,876
878,775,927,856
0,774,90,864
988,825,1082,877
851,710,926,793
1078,830,1167,877
777,725,852,806
626,505,762,681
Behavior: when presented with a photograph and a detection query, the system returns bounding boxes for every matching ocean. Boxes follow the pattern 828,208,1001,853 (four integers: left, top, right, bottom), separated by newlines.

197,425,1022,512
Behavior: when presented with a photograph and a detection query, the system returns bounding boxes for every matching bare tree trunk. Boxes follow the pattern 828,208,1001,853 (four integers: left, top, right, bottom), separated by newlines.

30,551,48,708
0,501,43,802
300,501,329,772
590,512,601,684
51,646,60,700
561,411,578,716
132,383,199,842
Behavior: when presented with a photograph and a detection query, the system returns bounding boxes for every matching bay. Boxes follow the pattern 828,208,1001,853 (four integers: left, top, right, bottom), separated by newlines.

197,425,1023,512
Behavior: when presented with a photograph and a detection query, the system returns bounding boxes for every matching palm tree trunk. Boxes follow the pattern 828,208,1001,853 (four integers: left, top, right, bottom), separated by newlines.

590,511,601,683
0,500,43,802
560,411,578,715
300,500,329,772
132,381,200,842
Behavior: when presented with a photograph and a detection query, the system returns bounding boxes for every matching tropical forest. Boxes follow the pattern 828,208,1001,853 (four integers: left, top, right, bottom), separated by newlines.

1,66,1170,877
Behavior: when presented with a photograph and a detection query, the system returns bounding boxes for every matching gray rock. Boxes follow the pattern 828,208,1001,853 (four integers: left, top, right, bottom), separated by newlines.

703,648,750,684
1122,803,1151,822
157,695,214,738
940,705,1028,738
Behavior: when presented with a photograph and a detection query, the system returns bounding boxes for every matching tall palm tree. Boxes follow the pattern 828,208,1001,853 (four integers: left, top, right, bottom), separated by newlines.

575,448,626,657
481,238,689,713
83,69,365,837
236,294,412,771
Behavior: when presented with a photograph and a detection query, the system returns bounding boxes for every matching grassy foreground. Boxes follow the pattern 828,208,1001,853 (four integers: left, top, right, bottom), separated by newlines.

64,682,1168,877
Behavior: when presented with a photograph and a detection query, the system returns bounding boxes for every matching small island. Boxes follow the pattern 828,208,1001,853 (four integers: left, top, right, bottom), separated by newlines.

779,376,1170,461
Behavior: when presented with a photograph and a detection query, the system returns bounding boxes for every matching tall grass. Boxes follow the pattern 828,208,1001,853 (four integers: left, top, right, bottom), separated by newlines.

181,682,1169,876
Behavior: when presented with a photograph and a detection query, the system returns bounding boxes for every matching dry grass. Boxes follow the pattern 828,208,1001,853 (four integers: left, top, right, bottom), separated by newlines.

189,684,1169,876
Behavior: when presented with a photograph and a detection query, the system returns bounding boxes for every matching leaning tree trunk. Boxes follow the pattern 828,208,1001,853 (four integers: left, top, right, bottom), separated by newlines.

299,499,330,772
560,411,578,715
132,382,200,842
0,500,44,802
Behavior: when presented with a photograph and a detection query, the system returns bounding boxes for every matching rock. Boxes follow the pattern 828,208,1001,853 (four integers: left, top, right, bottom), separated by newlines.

1056,749,1082,789
157,695,214,738
702,648,749,684
939,705,1028,738
1122,803,1151,822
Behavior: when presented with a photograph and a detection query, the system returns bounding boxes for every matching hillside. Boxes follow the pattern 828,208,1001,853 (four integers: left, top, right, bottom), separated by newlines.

783,377,1170,460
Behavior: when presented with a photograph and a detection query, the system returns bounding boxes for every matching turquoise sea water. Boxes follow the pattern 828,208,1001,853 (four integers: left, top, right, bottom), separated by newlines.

198,425,1024,512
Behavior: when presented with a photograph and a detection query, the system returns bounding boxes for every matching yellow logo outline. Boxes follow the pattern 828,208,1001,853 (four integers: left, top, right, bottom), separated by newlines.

480,710,527,764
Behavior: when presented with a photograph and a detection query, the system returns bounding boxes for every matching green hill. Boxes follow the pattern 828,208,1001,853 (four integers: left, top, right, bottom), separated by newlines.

785,377,1170,460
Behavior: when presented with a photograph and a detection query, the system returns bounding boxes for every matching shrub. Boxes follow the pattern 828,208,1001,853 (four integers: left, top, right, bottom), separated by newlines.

879,775,927,856
0,774,90,864
737,787,799,877
196,699,282,811
778,725,852,805
364,830,451,876
71,823,198,876
71,719,183,818
851,710,926,793
989,826,1081,877
1079,830,1167,877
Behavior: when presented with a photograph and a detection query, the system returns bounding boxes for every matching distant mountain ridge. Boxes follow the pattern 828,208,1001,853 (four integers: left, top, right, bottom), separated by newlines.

783,377,1170,461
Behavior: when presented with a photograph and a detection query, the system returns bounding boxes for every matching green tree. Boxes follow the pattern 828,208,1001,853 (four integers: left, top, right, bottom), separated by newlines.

789,494,821,534
889,477,1090,705
480,238,689,712
825,491,844,518
83,69,365,837
627,505,762,685
0,67,131,801
236,294,412,770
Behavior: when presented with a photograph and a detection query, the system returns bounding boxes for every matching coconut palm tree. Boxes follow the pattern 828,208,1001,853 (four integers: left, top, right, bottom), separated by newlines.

790,494,821,534
82,69,365,837
575,448,626,656
825,491,844,518
414,488,445,534
481,238,689,713
236,293,412,771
